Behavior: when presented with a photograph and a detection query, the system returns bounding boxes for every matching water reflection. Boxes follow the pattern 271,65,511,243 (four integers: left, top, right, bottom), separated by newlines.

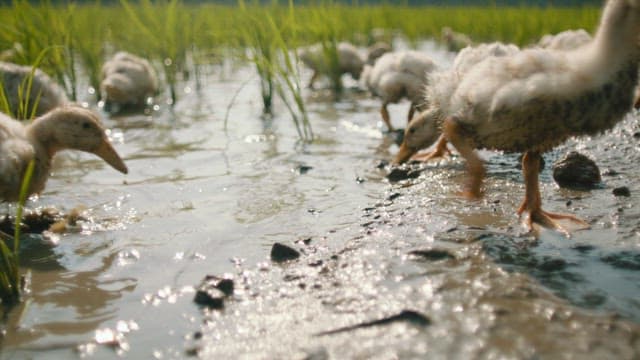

3,246,136,349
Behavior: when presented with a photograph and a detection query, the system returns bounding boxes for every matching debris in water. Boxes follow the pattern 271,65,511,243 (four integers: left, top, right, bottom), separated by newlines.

270,242,301,262
315,310,430,336
194,274,234,308
376,159,389,169
386,167,421,182
295,164,313,174
612,186,631,197
552,151,601,189
408,249,455,261
193,286,225,309
386,192,402,201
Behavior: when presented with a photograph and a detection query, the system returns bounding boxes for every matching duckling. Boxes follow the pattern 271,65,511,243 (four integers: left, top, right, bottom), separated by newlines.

441,27,473,53
100,51,158,111
395,42,520,163
298,41,390,89
361,50,438,131
435,0,640,234
0,105,128,202
0,61,68,119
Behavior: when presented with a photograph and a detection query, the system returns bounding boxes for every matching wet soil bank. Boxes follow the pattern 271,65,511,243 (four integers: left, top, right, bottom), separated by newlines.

190,185,640,359
189,116,640,359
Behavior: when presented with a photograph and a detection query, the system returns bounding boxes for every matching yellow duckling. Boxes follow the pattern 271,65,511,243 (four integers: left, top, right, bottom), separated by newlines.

0,105,128,202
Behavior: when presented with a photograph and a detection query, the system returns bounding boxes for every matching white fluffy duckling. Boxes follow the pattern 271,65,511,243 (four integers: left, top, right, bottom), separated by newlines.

298,41,389,89
0,61,68,119
362,50,438,131
100,52,158,110
395,42,520,163
537,28,592,50
434,0,640,234
441,27,473,52
0,105,128,202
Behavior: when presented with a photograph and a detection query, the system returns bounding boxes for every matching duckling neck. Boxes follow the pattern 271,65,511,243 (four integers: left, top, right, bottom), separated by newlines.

592,0,640,62
26,114,63,158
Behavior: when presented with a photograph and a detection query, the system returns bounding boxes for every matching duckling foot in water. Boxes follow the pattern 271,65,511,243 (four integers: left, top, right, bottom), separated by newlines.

409,135,451,162
518,151,590,235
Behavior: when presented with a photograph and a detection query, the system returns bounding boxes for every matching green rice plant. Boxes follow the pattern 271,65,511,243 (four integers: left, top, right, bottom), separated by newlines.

2,0,77,101
119,0,194,105
268,12,313,141
236,0,278,114
0,160,34,307
67,3,110,101
0,53,47,307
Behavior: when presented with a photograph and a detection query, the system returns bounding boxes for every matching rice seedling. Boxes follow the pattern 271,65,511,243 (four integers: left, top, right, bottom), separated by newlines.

0,160,34,307
236,0,279,114
0,1,602,137
0,64,39,307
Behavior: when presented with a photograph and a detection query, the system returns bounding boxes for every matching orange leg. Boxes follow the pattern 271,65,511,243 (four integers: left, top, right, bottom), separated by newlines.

443,117,484,199
517,151,590,234
381,102,394,131
410,135,451,162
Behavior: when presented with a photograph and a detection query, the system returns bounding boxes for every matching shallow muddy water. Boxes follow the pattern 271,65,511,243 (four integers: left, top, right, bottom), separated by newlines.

2,40,640,359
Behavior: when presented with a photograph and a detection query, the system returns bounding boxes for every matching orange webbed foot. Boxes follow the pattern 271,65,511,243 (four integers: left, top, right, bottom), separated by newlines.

520,208,590,236
410,147,451,163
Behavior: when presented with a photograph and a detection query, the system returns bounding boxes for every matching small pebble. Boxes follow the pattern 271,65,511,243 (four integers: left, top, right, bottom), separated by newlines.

386,167,421,182
612,186,631,197
270,242,301,262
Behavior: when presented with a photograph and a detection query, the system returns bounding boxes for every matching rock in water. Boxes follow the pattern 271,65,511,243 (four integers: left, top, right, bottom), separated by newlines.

552,151,601,189
270,242,300,262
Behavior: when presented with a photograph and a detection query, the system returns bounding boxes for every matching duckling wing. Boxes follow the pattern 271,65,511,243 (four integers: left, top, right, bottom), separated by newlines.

451,48,575,122
0,115,35,200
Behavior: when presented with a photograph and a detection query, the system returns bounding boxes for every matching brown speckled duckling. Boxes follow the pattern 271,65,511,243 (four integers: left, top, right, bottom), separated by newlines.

0,105,128,201
437,0,640,234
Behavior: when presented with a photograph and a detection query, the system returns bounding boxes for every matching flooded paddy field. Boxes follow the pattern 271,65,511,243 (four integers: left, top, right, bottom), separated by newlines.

1,40,640,359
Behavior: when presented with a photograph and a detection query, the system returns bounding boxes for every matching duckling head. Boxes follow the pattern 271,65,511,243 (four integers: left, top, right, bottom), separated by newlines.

35,106,128,174
394,107,441,164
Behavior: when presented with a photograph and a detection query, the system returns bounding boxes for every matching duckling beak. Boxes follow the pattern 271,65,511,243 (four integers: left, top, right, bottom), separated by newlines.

96,141,128,174
394,142,417,164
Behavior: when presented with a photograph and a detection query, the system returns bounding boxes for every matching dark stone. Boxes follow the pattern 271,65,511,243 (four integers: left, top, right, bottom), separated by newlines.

612,186,631,197
408,249,455,261
552,151,601,189
270,242,300,262
200,275,234,296
296,164,313,174
193,286,225,309
387,192,402,201
386,167,421,182
572,244,595,253
376,160,389,169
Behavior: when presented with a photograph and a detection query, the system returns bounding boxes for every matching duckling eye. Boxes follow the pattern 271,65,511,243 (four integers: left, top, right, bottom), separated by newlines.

82,122,91,130
408,127,416,134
